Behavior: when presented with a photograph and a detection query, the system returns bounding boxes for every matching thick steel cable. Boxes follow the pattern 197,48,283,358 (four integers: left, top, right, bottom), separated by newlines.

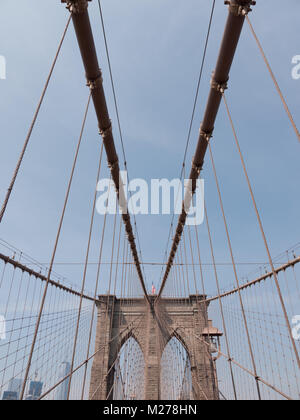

208,143,262,399
246,15,300,143
0,16,72,224
20,93,92,400
222,92,300,369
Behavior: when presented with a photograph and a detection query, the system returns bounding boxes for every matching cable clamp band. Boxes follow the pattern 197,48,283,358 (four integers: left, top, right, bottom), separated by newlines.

225,1,256,16
200,126,213,143
99,122,112,139
62,0,90,14
211,75,228,94
86,71,103,90
108,159,119,172
192,161,202,176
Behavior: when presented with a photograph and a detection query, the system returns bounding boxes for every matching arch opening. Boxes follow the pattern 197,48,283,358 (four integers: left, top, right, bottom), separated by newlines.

160,336,193,400
113,336,145,400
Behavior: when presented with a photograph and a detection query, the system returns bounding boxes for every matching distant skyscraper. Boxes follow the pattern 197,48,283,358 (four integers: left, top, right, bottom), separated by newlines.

8,378,22,399
2,378,23,400
27,381,43,400
55,362,71,400
2,391,18,400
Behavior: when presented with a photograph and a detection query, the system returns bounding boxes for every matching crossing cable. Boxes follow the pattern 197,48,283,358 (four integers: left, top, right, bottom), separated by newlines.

20,93,92,400
159,0,216,286
96,0,147,282
0,16,72,224
62,0,150,303
222,91,300,369
246,15,300,143
157,0,256,299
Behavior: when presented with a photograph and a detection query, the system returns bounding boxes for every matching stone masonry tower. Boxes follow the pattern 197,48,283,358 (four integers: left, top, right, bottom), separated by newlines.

89,295,219,400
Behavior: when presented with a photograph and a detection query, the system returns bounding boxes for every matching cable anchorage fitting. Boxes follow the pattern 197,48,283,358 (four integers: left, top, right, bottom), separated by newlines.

211,74,228,94
225,1,256,16
200,126,213,143
99,122,112,139
192,161,202,176
86,71,103,90
62,0,90,14
107,159,119,172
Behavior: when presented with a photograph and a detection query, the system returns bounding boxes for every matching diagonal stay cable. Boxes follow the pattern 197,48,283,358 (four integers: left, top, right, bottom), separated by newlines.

246,15,300,143
0,16,72,224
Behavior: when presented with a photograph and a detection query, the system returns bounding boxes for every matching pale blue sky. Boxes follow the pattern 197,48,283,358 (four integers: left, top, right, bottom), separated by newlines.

0,0,299,295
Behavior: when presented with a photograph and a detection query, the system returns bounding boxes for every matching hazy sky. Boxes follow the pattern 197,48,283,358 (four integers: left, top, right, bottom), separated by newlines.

0,0,299,295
